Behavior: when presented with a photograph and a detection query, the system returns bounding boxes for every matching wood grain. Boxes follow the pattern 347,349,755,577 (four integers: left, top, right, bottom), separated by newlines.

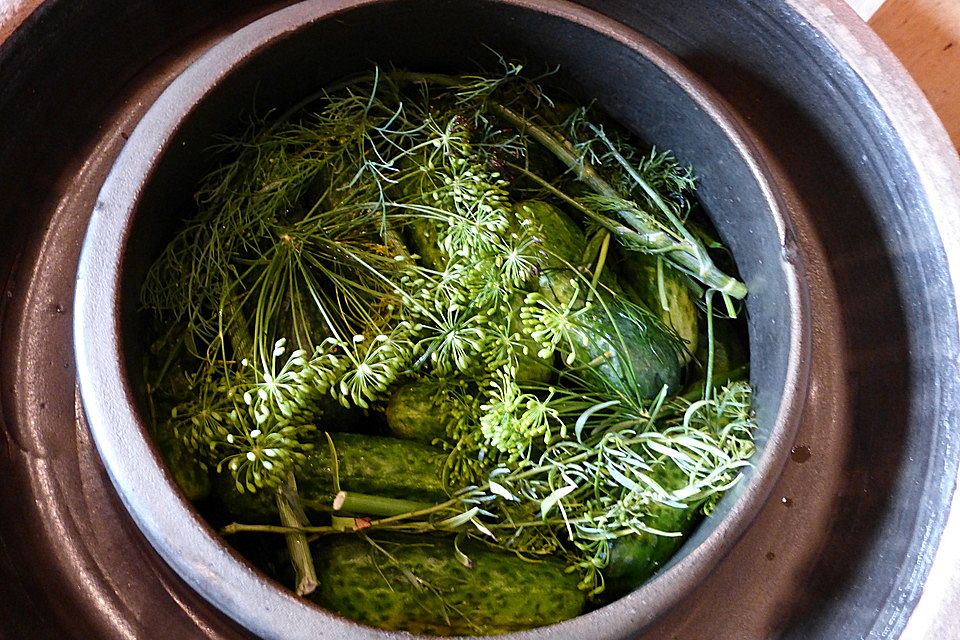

870,0,960,148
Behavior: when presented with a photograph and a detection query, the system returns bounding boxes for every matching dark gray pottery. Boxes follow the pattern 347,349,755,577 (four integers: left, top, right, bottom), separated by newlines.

3,0,959,638
73,0,806,638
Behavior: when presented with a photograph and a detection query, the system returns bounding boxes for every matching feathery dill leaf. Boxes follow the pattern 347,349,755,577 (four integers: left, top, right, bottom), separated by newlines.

143,62,758,615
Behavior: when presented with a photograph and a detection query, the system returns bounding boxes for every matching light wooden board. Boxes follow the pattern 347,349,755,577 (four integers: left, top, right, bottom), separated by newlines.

870,0,960,149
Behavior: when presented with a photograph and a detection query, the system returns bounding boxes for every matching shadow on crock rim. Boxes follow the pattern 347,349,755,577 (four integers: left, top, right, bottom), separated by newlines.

74,0,810,637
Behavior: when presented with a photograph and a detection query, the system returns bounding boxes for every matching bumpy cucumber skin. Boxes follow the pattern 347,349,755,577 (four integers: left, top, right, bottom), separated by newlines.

385,382,448,443
516,200,683,399
578,296,683,399
537,267,682,400
299,433,446,503
215,433,447,521
405,217,447,271
155,426,211,502
313,534,586,635
513,200,585,268
619,251,699,363
602,462,698,599
602,508,690,600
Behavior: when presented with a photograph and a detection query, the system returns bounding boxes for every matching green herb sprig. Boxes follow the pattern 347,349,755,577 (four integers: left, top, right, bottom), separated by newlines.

144,63,758,608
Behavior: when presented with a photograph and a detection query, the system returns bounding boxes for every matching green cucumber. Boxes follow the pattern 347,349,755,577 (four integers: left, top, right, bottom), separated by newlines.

679,317,750,401
602,461,699,599
385,381,450,443
512,200,586,268
155,424,211,502
697,317,748,382
619,251,699,363
518,200,683,399
405,217,447,270
566,295,683,399
313,533,586,635
215,433,447,521
602,522,687,600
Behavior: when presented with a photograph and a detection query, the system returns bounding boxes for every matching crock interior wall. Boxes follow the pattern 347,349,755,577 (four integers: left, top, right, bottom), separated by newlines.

119,0,794,579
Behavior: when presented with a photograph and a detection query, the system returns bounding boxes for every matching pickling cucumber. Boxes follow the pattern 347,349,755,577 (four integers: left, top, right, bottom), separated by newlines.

512,199,586,268
155,423,211,502
385,381,450,443
601,460,699,599
696,317,748,382
619,251,699,363
564,295,683,400
405,217,448,270
519,200,683,399
215,433,447,521
312,533,586,635
602,521,687,601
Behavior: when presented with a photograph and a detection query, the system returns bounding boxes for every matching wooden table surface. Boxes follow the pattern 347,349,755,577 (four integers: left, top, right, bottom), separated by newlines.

871,0,960,148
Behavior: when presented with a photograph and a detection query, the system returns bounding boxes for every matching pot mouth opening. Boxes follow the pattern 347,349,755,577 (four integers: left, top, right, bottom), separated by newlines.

75,0,810,638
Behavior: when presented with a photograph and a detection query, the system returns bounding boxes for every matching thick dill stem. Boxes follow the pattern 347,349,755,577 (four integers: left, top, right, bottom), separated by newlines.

488,102,747,300
587,233,612,303
487,103,614,197
704,290,717,402
333,491,435,517
277,474,319,596
222,522,336,536
219,516,589,539
220,294,254,359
